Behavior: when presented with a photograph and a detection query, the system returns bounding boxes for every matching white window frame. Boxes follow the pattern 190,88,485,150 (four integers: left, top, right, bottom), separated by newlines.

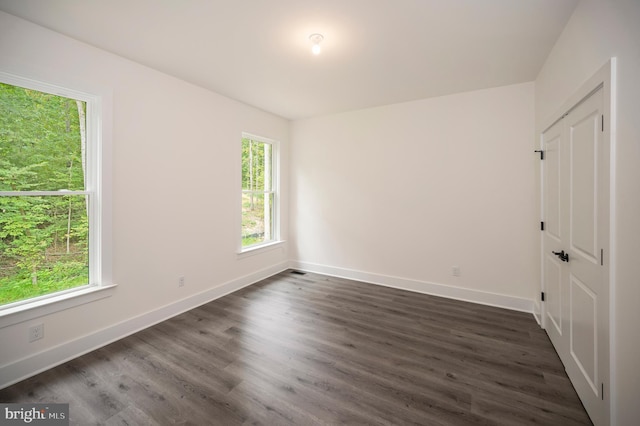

0,72,114,328
239,132,281,254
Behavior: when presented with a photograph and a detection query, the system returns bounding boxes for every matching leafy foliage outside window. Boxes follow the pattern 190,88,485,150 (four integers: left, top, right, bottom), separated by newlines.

0,82,89,306
241,137,275,248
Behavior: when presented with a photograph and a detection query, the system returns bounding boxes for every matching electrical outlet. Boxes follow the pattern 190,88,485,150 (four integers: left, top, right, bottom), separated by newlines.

178,276,185,287
452,266,460,277
29,323,44,342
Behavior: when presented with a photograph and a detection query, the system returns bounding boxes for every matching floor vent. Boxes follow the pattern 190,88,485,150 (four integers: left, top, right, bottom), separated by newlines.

290,270,307,275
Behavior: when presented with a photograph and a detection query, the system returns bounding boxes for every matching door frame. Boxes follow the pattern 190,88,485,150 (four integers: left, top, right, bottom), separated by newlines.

538,58,616,425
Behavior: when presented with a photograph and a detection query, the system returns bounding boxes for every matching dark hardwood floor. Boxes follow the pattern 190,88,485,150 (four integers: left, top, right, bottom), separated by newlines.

0,270,592,425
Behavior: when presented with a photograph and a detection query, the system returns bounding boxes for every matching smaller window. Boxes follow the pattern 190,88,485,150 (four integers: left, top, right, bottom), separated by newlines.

241,134,278,250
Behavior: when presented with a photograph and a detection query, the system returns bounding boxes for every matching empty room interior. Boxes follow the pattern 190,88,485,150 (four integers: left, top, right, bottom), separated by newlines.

0,0,638,425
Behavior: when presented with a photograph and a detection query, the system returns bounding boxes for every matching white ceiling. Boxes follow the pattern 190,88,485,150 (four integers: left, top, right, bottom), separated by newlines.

0,0,579,120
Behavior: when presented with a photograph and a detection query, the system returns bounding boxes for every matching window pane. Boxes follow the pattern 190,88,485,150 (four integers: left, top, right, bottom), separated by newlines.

241,138,271,192
241,192,273,247
0,83,87,192
0,195,89,305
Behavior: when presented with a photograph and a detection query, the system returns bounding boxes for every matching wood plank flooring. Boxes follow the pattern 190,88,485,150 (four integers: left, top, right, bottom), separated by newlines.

0,270,592,425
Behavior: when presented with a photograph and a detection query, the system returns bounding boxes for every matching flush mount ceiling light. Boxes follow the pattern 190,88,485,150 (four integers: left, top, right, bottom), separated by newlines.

309,33,324,55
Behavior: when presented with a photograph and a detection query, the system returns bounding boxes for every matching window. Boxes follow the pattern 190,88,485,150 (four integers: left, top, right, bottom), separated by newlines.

241,134,279,250
0,76,104,311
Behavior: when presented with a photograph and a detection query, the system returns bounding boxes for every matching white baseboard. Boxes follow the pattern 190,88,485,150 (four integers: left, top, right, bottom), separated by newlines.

1,260,535,390
532,300,542,326
0,261,289,390
290,260,534,314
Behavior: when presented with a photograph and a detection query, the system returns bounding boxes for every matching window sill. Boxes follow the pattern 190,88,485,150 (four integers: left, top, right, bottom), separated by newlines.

237,240,286,259
0,284,117,329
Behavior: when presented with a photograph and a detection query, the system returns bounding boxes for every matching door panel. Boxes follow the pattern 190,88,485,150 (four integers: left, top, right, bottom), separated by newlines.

570,274,598,394
542,87,609,425
570,110,599,261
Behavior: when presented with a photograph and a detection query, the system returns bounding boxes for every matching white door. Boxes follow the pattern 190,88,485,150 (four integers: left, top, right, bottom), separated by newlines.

542,87,609,425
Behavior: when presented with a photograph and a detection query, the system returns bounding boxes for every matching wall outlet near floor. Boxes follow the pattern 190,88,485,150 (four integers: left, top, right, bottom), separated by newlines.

178,276,185,287
452,266,461,277
29,323,44,342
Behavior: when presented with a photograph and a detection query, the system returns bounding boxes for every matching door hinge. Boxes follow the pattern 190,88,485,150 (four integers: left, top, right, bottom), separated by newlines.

534,150,544,160
602,383,604,400
601,249,604,266
540,221,545,231
541,292,545,302
602,115,605,132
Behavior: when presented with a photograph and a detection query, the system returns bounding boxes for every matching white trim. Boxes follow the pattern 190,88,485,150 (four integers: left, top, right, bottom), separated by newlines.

0,284,116,328
241,132,279,147
0,262,288,390
290,260,533,313
236,240,286,259
0,72,97,104
607,58,617,426
539,59,614,133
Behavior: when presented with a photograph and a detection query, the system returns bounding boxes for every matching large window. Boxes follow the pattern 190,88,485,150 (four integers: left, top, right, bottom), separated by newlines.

241,134,278,250
0,77,102,309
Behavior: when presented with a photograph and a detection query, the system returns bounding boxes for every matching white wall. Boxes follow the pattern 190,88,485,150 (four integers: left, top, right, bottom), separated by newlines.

0,11,289,385
534,0,640,424
290,83,536,309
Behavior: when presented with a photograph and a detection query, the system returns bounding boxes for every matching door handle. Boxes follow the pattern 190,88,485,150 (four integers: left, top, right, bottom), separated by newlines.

552,250,570,262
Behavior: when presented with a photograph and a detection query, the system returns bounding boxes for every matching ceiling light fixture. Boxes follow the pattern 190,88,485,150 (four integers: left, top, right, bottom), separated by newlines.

309,33,324,55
